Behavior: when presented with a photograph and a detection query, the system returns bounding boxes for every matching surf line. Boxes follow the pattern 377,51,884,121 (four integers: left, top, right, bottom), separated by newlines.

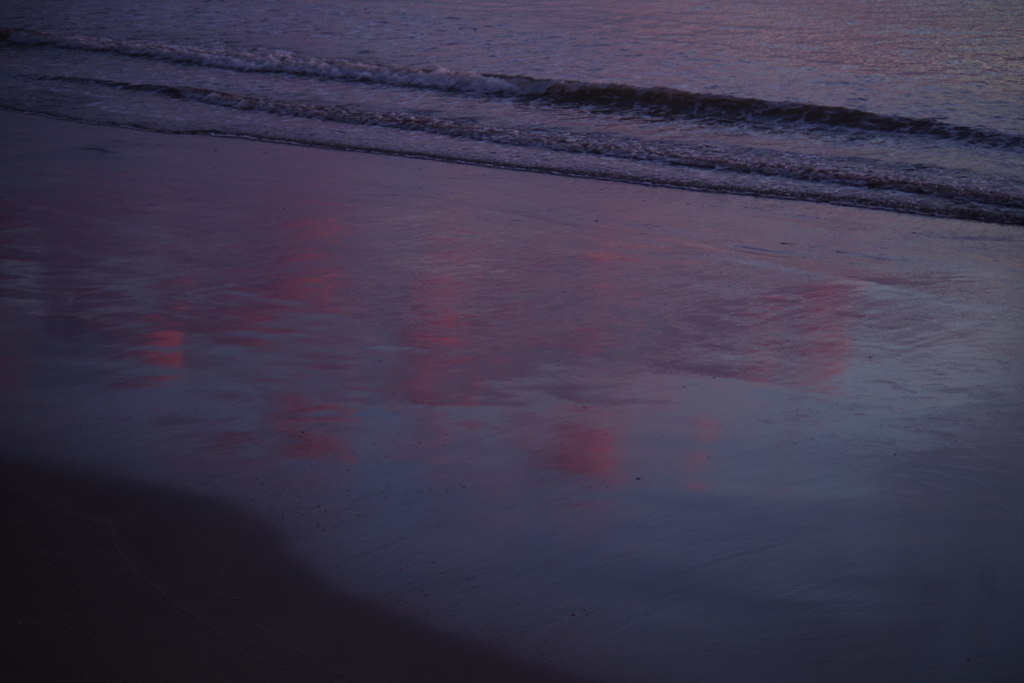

7,77,1023,226
3,25,1023,148
32,75,1024,220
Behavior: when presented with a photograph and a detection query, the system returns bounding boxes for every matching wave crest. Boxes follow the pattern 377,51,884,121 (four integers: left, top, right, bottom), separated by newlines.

4,26,1022,148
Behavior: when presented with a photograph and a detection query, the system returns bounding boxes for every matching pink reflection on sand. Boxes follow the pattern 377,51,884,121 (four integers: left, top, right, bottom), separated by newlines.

512,406,624,482
181,217,359,348
131,320,186,384
272,393,356,461
18,175,863,488
743,282,857,388
544,420,618,478
140,329,185,368
274,219,351,313
404,273,488,407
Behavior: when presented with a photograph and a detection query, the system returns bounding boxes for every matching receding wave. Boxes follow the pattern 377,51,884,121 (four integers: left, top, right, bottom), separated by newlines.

4,26,1022,148
20,75,1024,226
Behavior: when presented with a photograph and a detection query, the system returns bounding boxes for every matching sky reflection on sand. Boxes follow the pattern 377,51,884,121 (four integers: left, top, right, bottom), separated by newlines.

1,113,1022,682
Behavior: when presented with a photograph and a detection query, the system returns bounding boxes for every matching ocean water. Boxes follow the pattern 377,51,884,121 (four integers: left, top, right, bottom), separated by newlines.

2,0,1023,224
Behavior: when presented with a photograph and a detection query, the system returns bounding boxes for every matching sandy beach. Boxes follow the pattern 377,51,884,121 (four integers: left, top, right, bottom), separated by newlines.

2,109,1023,682
1,459,596,683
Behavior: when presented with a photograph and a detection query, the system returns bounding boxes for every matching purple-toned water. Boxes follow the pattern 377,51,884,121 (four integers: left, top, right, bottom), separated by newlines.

1,2,1023,682
2,0,1023,223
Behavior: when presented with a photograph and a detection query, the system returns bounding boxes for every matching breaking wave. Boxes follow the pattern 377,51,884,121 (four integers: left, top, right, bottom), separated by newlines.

3,26,1024,224
4,26,1023,148
13,74,1021,226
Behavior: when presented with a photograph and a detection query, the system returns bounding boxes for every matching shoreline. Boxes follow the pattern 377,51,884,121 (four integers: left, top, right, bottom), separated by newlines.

1,105,1020,227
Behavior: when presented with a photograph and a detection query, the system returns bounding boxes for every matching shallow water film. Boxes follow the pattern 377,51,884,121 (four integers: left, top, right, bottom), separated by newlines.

2,112,1023,682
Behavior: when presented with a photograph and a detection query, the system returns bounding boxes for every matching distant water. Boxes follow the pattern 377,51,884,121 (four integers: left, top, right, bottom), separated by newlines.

2,0,1023,224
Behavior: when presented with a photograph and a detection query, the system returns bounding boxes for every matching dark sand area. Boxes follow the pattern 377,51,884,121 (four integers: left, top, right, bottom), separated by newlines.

1,459,592,682
2,110,1023,683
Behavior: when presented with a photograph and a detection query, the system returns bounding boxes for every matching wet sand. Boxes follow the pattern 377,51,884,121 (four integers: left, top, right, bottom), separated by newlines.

0,460,591,682
1,110,1023,682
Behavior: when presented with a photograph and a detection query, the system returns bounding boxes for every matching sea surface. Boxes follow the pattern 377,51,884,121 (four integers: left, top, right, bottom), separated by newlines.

2,0,1024,224
2,3,1024,683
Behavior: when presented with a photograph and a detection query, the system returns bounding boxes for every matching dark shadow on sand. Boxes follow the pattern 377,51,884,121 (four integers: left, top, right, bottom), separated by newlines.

0,456,596,683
